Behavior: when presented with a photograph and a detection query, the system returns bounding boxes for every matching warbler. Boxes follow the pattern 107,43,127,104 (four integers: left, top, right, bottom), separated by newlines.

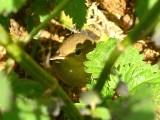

50,32,99,87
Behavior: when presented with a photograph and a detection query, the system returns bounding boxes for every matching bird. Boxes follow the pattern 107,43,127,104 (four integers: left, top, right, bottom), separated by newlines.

50,31,99,87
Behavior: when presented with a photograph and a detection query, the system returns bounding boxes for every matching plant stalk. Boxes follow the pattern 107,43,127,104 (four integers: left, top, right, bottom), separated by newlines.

23,0,70,44
0,25,83,120
94,0,160,92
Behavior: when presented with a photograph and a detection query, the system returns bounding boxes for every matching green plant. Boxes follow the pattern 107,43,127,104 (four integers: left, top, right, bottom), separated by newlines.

0,0,160,120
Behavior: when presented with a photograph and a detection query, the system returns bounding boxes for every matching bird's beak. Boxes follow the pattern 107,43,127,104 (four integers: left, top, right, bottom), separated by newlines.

50,53,65,60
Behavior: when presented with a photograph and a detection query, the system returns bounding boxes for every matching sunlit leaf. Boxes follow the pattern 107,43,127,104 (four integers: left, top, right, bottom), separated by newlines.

0,71,12,111
0,0,25,15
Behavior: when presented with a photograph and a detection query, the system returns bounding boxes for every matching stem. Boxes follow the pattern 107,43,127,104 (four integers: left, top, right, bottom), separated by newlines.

94,46,122,92
121,0,160,47
0,25,83,120
23,0,70,44
94,0,160,92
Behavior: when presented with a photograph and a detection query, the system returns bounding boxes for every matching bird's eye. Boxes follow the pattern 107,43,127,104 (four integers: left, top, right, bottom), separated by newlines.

75,49,81,55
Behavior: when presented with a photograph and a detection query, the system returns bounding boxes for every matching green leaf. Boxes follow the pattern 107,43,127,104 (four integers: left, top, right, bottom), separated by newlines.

30,0,52,22
0,71,13,111
0,0,25,15
9,71,46,98
106,48,160,97
56,0,87,29
12,78,46,98
114,47,144,66
31,0,50,15
2,97,50,120
84,38,117,78
91,107,111,120
0,15,10,30
110,87,155,120
0,25,12,46
111,48,160,93
85,39,160,102
26,0,55,31
151,82,160,104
